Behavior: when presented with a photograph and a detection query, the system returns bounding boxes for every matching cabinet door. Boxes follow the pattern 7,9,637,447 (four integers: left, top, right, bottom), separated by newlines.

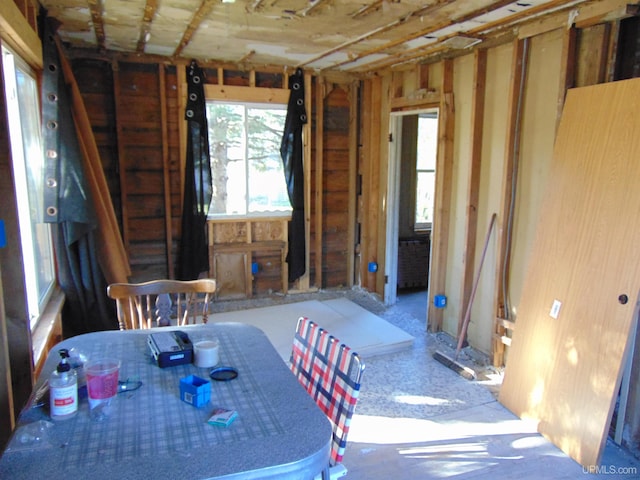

213,253,249,299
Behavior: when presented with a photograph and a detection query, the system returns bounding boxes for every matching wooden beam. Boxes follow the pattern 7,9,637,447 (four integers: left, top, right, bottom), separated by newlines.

87,0,106,51
352,1,384,19
328,0,514,71
299,0,330,17
174,0,219,57
177,64,187,214
301,72,313,291
574,0,640,28
428,58,454,332
458,48,487,339
314,78,324,288
418,63,430,90
137,0,158,53
389,91,441,110
491,38,528,368
159,65,174,279
519,0,640,39
0,0,42,68
347,80,358,287
376,76,391,298
204,84,290,104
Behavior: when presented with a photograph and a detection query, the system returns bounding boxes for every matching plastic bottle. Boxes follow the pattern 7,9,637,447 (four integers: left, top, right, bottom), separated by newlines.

49,348,78,420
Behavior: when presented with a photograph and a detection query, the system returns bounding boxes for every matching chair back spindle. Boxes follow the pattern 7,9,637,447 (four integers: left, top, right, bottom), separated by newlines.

107,279,217,330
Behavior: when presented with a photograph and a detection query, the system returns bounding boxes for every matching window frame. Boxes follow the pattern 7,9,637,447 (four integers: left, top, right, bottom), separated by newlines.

1,43,56,331
204,84,292,221
414,111,438,233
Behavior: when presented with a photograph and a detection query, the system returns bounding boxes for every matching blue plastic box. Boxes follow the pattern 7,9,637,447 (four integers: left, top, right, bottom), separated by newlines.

434,294,447,308
180,375,211,407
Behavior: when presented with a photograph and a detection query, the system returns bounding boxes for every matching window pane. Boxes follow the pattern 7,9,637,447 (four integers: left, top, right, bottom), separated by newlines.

417,114,438,170
247,106,289,213
208,103,246,215
2,45,55,329
207,102,290,217
415,171,435,225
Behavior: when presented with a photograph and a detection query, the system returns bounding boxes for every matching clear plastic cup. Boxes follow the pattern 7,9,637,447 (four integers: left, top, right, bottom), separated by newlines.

85,359,120,421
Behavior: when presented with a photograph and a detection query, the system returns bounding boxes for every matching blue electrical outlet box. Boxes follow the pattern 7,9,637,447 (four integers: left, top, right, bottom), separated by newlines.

0,220,5,248
434,294,447,308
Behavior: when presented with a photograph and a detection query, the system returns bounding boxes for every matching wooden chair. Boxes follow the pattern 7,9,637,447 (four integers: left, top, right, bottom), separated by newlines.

107,279,217,330
289,317,365,480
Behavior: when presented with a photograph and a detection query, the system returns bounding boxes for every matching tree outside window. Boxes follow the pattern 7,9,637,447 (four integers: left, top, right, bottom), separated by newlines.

206,102,291,217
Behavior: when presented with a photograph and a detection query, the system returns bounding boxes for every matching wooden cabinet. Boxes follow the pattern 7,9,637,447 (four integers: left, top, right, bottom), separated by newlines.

207,218,289,299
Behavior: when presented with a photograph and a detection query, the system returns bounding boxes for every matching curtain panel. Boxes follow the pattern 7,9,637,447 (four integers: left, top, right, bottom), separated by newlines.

280,68,307,283
176,61,213,280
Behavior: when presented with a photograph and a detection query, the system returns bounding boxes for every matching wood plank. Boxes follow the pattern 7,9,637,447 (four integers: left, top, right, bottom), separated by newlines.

204,84,289,104
299,72,312,292
459,49,487,338
428,59,454,332
0,0,42,68
347,81,358,288
492,39,528,367
499,78,640,468
177,64,187,213
389,91,441,110
159,64,174,278
315,78,324,288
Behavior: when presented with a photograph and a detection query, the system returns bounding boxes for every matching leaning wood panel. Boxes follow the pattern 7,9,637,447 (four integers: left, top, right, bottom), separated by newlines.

499,78,640,468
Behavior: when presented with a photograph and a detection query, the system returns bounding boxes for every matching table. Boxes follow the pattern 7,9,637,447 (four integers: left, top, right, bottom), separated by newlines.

0,323,331,479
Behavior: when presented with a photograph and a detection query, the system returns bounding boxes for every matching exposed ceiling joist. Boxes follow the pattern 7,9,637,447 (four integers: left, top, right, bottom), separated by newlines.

41,1,618,74
137,0,158,53
174,0,219,58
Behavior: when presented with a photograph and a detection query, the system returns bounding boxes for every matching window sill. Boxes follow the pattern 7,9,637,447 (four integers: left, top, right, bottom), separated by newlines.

31,287,64,378
207,212,292,222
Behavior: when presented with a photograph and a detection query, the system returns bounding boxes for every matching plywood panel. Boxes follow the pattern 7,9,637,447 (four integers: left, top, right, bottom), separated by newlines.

499,77,640,468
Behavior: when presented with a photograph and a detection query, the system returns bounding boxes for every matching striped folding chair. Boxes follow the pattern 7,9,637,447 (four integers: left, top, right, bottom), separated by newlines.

290,317,365,480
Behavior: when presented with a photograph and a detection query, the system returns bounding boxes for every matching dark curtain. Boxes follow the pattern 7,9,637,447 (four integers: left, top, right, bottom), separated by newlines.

280,68,307,282
176,61,212,280
41,18,116,336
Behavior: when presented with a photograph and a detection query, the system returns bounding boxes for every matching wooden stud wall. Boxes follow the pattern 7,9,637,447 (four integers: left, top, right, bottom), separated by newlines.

458,49,487,338
70,58,355,293
428,59,454,332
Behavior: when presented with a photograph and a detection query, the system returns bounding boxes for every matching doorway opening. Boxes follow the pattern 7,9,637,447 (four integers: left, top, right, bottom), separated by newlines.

384,109,438,313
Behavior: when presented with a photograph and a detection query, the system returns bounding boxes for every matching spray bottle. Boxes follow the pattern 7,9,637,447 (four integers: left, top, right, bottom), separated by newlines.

49,348,78,420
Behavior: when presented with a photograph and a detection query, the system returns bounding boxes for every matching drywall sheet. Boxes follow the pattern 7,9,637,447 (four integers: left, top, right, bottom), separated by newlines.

499,77,640,468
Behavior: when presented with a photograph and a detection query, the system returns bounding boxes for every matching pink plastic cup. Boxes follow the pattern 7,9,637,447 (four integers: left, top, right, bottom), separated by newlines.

85,359,120,420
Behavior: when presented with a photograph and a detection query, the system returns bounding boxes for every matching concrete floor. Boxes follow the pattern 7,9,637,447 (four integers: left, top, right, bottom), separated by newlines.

211,286,640,479
341,289,640,479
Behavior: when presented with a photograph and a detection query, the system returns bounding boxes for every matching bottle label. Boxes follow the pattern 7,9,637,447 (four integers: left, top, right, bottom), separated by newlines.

51,384,78,417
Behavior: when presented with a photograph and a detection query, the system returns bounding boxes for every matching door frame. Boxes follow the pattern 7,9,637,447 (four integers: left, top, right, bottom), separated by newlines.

384,108,438,306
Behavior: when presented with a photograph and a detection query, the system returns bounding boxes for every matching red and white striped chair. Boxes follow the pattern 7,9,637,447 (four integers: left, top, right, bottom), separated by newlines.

290,317,365,480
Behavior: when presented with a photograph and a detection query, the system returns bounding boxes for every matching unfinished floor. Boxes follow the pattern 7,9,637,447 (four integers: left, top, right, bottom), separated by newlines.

211,287,640,479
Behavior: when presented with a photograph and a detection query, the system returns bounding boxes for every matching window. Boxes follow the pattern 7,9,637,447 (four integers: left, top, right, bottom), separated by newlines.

415,112,438,231
2,44,55,330
206,102,291,217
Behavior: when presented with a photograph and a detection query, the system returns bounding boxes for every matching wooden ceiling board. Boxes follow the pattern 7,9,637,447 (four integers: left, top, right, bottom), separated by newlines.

498,77,640,468
39,0,598,72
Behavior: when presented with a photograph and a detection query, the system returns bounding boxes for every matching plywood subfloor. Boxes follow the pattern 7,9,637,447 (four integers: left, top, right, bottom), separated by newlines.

499,78,640,467
207,298,415,361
